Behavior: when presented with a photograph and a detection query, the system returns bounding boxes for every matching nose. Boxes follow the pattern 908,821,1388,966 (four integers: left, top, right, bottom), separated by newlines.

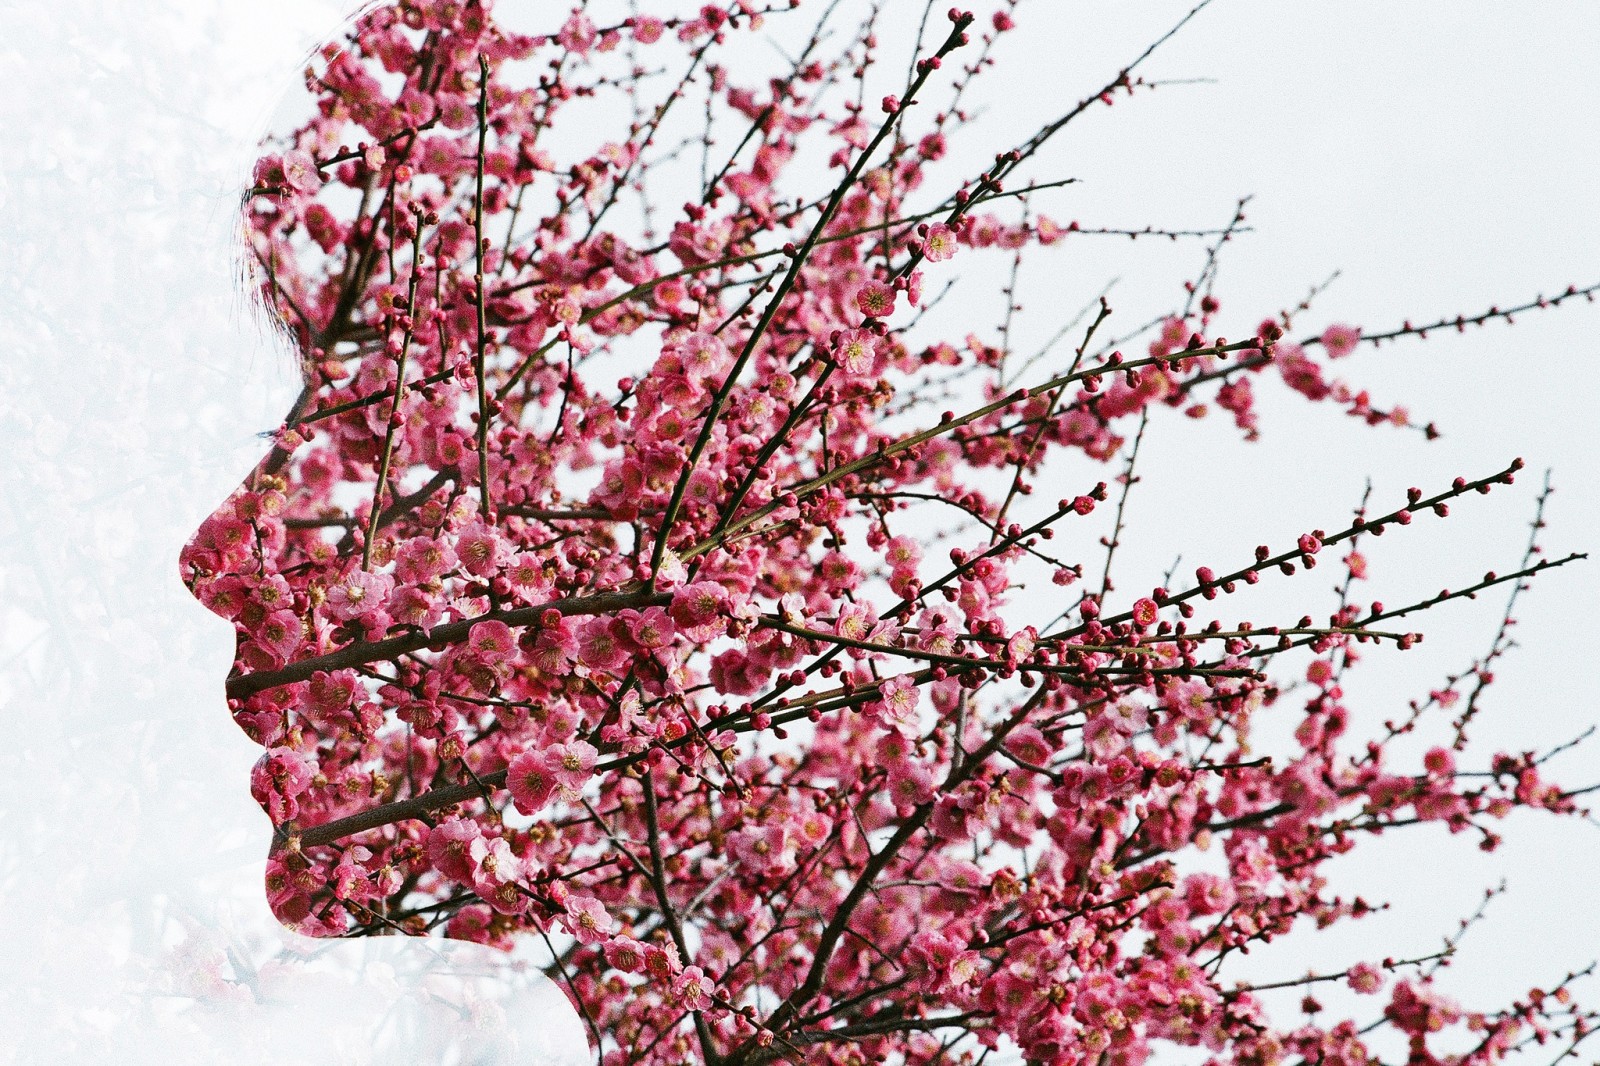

181,388,323,749
181,382,316,616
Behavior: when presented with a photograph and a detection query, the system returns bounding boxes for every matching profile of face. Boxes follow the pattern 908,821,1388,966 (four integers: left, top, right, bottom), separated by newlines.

174,0,1162,1050
181,0,596,943
178,0,977,961
178,0,806,952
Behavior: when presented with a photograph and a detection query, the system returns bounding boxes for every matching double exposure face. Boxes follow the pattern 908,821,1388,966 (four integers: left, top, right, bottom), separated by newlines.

176,4,1600,1065
178,0,898,950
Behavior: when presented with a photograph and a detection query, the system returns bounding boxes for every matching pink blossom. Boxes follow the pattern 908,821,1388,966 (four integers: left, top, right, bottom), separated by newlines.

564,895,614,945
673,965,714,1011
1348,962,1384,995
506,751,558,815
1182,872,1236,916
855,280,897,318
455,521,503,578
1083,714,1127,761
576,615,628,672
884,536,921,570
670,581,729,642
530,618,578,673
625,606,675,650
556,11,598,54
1277,344,1333,401
834,327,884,378
546,740,597,792
605,936,647,972
729,825,790,873
643,942,681,983
923,223,958,262
504,552,550,593
1385,980,1462,1035
869,674,921,734
388,584,443,632
1322,323,1362,358
250,747,315,822
1132,597,1159,628
467,619,515,663
833,601,877,644
427,818,481,883
885,757,935,812
1423,746,1456,777
471,836,528,915
709,648,767,696
257,609,303,661
629,15,665,43
395,536,457,584
676,330,732,382
324,569,393,621
281,150,322,194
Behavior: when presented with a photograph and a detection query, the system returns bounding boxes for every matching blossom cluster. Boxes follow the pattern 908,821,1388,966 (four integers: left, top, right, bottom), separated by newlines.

183,2,1595,1063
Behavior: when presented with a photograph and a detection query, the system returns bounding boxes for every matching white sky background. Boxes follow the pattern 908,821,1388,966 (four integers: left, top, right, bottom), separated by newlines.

1,0,1596,1061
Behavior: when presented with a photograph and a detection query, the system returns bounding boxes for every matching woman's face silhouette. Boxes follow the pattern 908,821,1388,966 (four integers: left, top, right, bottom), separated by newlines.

177,0,909,952
177,0,773,949
101,0,1600,1060
179,1,605,941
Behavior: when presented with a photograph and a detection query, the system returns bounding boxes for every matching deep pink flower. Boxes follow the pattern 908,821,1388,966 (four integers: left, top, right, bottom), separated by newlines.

855,280,897,318
671,581,729,642
709,648,766,696
1132,597,1159,628
673,965,714,1011
577,615,628,672
885,757,934,811
1322,323,1362,358
565,895,614,945
388,584,443,632
605,937,647,973
1348,962,1385,995
455,520,503,578
630,15,665,43
506,751,559,816
257,609,303,661
556,11,597,54
504,552,551,593
1083,714,1127,761
1423,746,1456,777
625,606,675,650
1278,343,1333,401
426,818,482,883
249,747,315,822
729,824,789,873
834,327,884,378
395,536,456,584
546,740,597,792
324,569,392,621
643,942,681,983
923,223,958,262
468,619,515,663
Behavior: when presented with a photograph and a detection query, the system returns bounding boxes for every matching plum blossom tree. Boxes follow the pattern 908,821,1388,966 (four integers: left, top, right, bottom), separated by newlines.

182,1,1600,1062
